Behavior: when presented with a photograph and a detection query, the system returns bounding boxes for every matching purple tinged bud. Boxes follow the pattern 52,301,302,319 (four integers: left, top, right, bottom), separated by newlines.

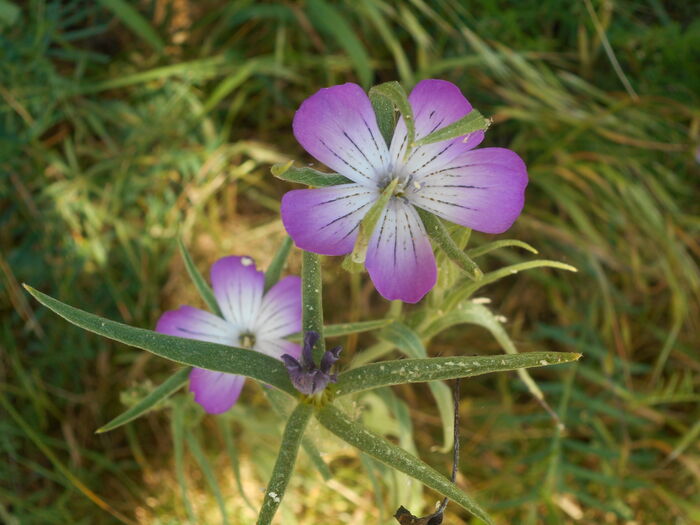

282,331,342,396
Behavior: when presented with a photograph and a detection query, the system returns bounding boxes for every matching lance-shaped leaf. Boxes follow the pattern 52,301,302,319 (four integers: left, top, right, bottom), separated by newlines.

334,352,581,396
379,322,455,453
414,109,490,147
423,302,561,426
369,81,415,156
302,251,325,361
418,208,482,281
444,259,578,311
257,403,313,525
178,237,220,315
97,367,190,433
350,177,398,264
316,404,494,524
24,286,297,396
185,431,229,525
370,87,396,147
286,319,393,343
467,239,538,258
272,161,352,187
264,236,293,292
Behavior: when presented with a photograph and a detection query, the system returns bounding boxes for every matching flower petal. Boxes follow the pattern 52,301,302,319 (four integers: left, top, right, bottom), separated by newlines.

390,79,484,177
407,147,528,234
189,368,245,414
156,305,238,345
293,83,390,186
255,337,302,360
365,199,437,303
255,276,302,339
210,256,264,329
281,183,379,256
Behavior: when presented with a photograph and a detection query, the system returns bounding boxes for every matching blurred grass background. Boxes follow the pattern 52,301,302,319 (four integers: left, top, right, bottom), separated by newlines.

1,0,699,523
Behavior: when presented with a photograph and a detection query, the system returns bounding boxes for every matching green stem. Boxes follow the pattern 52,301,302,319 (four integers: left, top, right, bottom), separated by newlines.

256,403,313,525
302,251,325,361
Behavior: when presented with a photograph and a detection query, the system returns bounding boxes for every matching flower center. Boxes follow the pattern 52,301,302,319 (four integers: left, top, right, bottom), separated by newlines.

238,332,256,349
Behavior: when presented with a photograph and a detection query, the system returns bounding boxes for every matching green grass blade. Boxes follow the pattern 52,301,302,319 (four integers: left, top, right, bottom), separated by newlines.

185,431,229,525
97,0,164,52
286,318,393,342
444,260,578,310
418,209,482,280
316,404,494,524
271,162,352,187
335,352,581,396
0,394,137,525
264,236,294,292
467,239,538,258
178,238,220,315
171,401,195,523
256,403,313,525
218,418,256,512
24,286,296,395
302,252,325,361
306,0,373,87
97,367,190,433
414,109,490,146
379,322,454,453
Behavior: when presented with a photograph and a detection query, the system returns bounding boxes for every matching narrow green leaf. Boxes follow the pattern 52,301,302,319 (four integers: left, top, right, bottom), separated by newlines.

178,237,220,315
97,0,164,52
417,209,482,280
302,252,325,361
423,302,561,427
171,401,195,522
97,367,190,433
359,453,385,520
368,81,415,156
414,109,490,147
350,178,397,264
271,162,352,187
444,260,578,310
264,236,293,292
370,91,396,147
379,323,454,453
24,286,296,396
306,0,373,87
185,431,229,525
316,405,494,524
257,403,313,525
467,239,538,258
335,352,582,396
287,319,393,343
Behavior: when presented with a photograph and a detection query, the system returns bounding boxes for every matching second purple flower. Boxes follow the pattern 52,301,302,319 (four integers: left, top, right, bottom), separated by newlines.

281,79,528,303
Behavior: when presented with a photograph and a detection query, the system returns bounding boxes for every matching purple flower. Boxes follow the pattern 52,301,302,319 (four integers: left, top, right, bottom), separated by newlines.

156,256,301,414
281,331,342,396
281,79,528,303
